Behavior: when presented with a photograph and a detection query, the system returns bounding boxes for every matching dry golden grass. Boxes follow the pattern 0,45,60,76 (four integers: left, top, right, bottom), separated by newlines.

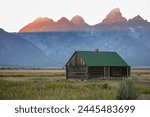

1,69,149,77
130,69,150,87
131,69,150,77
0,70,65,77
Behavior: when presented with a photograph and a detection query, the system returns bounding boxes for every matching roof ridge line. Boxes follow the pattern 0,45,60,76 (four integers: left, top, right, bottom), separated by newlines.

76,50,116,53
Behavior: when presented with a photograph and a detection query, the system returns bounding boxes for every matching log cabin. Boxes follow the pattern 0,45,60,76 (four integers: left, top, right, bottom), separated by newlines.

65,50,130,79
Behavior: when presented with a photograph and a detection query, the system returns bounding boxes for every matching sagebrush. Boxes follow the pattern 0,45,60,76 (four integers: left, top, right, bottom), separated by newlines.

116,79,139,100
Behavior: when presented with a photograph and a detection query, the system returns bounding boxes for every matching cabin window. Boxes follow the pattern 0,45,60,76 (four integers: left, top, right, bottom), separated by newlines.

89,67,104,78
112,68,122,75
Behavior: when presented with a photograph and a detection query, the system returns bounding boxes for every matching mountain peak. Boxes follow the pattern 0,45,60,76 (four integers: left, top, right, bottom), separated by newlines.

128,15,148,27
102,8,127,24
110,8,120,13
71,15,85,25
34,17,54,23
19,17,55,32
57,17,70,24
130,15,145,22
0,28,5,33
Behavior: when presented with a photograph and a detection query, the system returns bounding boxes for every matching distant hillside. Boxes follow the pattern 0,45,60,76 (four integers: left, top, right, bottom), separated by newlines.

0,28,150,67
18,30,150,67
0,28,49,67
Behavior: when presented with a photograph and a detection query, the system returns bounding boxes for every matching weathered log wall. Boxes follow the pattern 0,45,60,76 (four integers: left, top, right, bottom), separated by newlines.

67,67,87,79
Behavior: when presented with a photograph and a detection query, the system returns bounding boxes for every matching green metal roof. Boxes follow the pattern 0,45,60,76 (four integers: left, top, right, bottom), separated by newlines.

77,51,129,67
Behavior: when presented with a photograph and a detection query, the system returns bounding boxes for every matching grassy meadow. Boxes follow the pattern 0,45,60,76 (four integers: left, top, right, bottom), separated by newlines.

0,69,150,100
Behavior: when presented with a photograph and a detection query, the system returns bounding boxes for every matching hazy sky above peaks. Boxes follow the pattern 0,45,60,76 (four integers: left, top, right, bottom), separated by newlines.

0,0,149,32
